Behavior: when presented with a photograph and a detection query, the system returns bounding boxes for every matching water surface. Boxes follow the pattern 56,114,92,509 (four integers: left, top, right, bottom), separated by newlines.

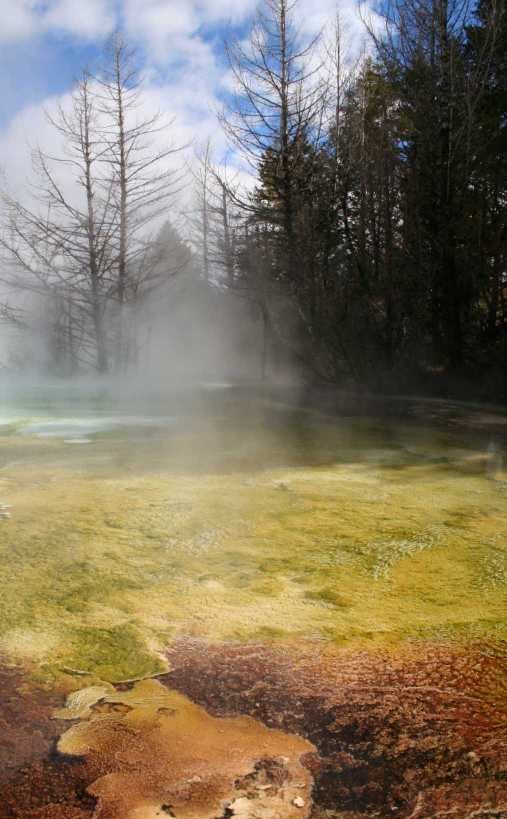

0,385,506,817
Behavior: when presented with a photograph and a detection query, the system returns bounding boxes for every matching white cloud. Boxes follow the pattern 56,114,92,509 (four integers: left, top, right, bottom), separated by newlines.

0,0,382,212
121,0,257,62
0,94,72,203
0,0,37,40
123,0,198,56
0,73,225,221
45,0,116,39
0,0,115,42
198,0,258,24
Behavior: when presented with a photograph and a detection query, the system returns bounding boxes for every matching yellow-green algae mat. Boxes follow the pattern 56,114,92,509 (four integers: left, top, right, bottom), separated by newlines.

0,410,506,684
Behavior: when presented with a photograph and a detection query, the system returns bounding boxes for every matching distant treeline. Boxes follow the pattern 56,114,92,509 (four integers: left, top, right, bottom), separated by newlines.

199,0,506,397
1,0,506,398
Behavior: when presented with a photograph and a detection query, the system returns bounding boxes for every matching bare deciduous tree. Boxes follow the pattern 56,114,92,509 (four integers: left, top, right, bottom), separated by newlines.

0,72,114,372
95,35,187,369
0,37,189,374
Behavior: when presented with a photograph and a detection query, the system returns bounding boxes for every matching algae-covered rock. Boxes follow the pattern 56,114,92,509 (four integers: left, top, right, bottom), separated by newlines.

56,679,315,819
53,683,116,720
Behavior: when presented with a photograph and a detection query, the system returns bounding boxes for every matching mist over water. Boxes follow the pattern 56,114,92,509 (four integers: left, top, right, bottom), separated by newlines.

0,0,506,816
1,365,507,818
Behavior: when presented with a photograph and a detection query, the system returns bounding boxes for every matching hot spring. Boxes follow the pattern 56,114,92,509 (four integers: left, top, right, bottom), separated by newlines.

0,384,505,818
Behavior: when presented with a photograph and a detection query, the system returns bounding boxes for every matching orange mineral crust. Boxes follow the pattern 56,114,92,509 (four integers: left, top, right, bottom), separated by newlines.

167,638,507,817
0,636,506,817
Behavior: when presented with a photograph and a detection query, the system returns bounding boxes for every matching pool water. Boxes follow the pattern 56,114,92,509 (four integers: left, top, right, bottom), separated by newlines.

1,385,507,817
0,385,505,683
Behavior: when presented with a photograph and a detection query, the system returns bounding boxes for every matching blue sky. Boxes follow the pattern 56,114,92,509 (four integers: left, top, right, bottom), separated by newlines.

0,0,373,197
0,38,103,128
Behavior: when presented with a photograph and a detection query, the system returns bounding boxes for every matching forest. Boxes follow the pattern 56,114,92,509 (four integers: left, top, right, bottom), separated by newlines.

0,0,506,399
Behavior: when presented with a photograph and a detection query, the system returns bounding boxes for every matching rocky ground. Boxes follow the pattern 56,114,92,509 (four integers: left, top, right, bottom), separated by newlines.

0,636,505,818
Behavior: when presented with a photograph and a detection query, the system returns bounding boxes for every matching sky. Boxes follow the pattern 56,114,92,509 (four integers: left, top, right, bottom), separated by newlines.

0,0,378,365
0,0,376,204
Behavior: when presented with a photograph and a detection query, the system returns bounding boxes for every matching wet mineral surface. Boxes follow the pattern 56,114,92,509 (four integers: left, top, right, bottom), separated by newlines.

0,386,505,817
